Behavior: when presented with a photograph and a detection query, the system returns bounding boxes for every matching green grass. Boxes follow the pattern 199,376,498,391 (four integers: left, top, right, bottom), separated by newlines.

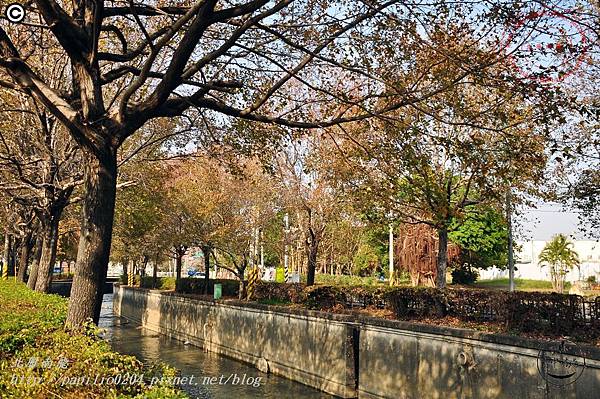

315,274,382,286
304,273,409,286
474,278,571,292
0,280,187,399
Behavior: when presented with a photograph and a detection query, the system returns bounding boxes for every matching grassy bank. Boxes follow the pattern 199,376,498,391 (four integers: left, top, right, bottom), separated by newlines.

0,280,187,399
474,278,572,292
307,273,409,286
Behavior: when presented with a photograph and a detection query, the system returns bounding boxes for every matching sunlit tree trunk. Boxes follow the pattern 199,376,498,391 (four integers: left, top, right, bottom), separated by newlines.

141,255,149,278
8,236,20,277
174,245,187,284
66,151,117,327
202,245,211,295
27,237,43,289
152,256,159,289
34,217,60,292
436,227,449,289
306,232,320,286
122,259,129,281
17,231,32,282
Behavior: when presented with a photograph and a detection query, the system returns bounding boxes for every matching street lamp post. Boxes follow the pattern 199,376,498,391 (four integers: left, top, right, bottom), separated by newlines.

506,190,515,292
284,213,289,282
389,224,394,286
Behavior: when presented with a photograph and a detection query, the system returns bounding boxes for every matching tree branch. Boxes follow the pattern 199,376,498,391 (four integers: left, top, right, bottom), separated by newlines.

103,5,189,17
34,0,91,62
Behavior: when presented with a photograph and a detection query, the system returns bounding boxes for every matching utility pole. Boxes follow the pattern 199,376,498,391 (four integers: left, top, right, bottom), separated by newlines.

254,227,259,268
260,229,264,269
284,213,289,282
506,189,515,292
389,224,394,285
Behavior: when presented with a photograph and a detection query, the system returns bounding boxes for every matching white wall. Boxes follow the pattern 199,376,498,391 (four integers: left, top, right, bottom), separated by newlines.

479,240,600,282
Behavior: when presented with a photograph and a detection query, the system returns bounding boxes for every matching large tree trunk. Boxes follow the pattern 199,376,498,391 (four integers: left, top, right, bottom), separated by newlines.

34,216,61,293
202,245,211,294
66,152,117,328
436,227,449,288
27,237,43,289
238,274,247,300
122,258,129,281
306,233,319,286
152,256,158,289
141,255,149,277
175,250,183,282
17,231,32,282
8,236,19,277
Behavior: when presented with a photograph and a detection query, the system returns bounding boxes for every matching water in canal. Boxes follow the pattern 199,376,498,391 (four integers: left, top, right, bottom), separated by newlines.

99,294,333,399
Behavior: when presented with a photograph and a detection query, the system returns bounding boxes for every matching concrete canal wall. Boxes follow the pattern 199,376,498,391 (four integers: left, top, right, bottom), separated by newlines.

113,285,600,399
358,320,600,399
113,284,357,398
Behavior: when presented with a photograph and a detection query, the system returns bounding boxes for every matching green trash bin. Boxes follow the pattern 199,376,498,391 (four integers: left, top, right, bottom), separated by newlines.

214,283,222,300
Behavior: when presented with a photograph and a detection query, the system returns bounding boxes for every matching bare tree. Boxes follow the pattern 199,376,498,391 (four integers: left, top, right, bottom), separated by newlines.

275,137,342,285
0,91,82,291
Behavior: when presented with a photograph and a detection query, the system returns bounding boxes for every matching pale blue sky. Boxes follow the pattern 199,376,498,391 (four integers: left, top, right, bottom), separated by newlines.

517,205,586,241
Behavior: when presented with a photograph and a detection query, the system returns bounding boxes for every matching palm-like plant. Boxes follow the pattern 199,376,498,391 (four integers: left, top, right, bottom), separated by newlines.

538,234,580,293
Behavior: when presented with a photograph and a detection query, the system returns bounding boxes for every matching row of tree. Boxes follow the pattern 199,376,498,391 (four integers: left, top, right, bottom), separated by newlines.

0,1,598,327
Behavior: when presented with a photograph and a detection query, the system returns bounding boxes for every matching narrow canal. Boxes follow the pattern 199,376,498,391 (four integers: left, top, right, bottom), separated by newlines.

99,294,333,398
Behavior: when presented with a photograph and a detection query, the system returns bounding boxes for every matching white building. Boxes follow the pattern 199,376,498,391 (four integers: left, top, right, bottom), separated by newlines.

479,240,600,282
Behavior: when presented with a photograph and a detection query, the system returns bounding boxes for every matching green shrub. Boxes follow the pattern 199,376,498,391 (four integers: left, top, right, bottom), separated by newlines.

0,280,187,398
342,285,389,308
251,281,387,310
587,275,597,284
304,286,347,310
118,274,177,290
254,282,305,303
384,287,449,318
451,267,479,285
140,276,176,290
382,286,599,338
312,273,383,286
176,278,239,296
